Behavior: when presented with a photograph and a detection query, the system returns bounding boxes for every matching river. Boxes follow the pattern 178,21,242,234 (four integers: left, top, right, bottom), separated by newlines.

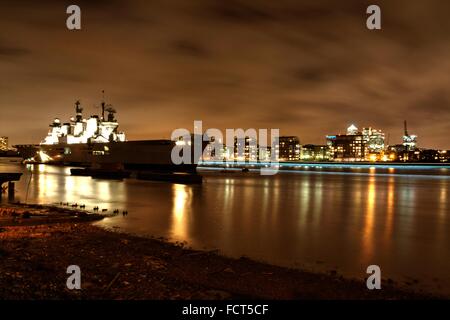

1,158,450,295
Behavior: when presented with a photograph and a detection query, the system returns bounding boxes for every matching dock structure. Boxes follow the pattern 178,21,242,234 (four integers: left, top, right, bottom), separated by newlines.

0,173,23,200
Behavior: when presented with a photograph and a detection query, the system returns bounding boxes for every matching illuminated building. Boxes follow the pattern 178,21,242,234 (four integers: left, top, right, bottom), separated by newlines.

327,124,386,162
362,127,385,161
387,144,420,162
386,144,405,161
362,127,385,153
258,146,272,161
301,144,330,161
402,120,417,152
420,149,440,162
327,134,365,161
0,136,19,156
0,136,8,151
275,136,300,161
202,137,225,161
385,121,419,162
205,136,273,162
418,149,450,163
347,124,359,135
327,125,365,161
438,150,450,163
233,136,259,161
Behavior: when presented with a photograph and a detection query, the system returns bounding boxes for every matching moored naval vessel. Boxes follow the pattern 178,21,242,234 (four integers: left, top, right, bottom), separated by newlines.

15,98,198,173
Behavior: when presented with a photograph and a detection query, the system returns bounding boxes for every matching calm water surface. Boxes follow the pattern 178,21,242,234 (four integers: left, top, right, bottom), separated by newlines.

1,158,450,294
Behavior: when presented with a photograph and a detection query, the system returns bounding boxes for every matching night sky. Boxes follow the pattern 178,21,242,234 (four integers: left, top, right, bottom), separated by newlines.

1,0,449,148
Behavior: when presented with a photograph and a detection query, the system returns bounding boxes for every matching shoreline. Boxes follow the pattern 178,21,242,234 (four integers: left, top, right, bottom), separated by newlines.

0,203,443,300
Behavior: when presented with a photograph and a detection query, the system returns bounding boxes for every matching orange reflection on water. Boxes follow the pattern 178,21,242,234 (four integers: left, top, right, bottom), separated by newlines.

362,176,376,262
384,176,395,244
170,184,192,240
436,181,449,243
439,182,448,215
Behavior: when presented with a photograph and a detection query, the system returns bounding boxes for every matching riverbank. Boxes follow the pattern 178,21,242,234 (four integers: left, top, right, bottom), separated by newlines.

0,204,441,300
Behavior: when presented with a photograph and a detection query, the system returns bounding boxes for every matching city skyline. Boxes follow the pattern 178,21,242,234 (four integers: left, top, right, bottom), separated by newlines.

1,0,450,306
3,114,447,151
1,0,450,149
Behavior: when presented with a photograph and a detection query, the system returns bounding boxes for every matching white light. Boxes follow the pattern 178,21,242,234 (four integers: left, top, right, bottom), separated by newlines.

39,151,53,163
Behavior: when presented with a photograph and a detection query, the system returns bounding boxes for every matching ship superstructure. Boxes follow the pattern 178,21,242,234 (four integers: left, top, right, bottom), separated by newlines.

42,100,126,145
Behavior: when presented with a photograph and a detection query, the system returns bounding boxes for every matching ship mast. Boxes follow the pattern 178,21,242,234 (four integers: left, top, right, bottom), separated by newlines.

75,100,83,122
101,90,106,121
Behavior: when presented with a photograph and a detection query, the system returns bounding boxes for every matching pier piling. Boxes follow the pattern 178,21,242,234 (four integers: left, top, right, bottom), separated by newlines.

8,182,15,200
0,173,22,201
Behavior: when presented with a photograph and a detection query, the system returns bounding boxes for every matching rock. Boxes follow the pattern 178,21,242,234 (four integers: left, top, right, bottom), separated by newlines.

22,212,31,219
198,290,232,300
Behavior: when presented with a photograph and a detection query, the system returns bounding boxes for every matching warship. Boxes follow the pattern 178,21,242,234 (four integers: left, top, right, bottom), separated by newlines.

15,98,198,173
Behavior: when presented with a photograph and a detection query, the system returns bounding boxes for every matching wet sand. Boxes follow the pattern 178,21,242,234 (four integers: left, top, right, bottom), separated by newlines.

0,203,441,300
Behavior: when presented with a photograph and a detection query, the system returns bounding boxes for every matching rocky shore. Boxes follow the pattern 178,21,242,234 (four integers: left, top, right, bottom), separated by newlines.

0,203,441,300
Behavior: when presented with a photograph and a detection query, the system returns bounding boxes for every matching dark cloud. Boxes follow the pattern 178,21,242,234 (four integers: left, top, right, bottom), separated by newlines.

170,39,210,58
0,0,449,149
205,0,276,24
0,41,31,57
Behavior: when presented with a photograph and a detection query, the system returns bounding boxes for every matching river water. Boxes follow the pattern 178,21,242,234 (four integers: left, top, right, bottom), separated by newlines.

1,158,450,295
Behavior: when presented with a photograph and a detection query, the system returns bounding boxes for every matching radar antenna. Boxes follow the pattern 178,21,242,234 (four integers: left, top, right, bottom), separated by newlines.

75,100,83,122
105,106,116,114
105,106,116,122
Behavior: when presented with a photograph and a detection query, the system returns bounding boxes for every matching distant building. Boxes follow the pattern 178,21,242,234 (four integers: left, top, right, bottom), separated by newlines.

202,136,225,161
438,150,450,163
384,122,420,162
385,144,405,161
258,146,272,162
202,136,274,162
402,120,417,152
346,124,359,135
234,136,259,161
420,149,440,162
0,136,18,156
386,144,420,162
417,149,450,163
301,144,330,161
0,136,8,151
275,136,300,161
327,134,365,161
327,125,366,161
362,127,385,154
327,125,386,162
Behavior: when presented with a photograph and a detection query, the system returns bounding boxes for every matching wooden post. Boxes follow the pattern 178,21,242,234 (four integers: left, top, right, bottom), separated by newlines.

8,181,15,200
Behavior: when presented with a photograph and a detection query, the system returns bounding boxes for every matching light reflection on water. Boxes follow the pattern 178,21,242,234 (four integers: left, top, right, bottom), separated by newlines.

171,184,192,240
1,158,450,295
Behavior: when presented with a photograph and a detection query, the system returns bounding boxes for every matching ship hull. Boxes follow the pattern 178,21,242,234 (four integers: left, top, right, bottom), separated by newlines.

15,140,198,173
